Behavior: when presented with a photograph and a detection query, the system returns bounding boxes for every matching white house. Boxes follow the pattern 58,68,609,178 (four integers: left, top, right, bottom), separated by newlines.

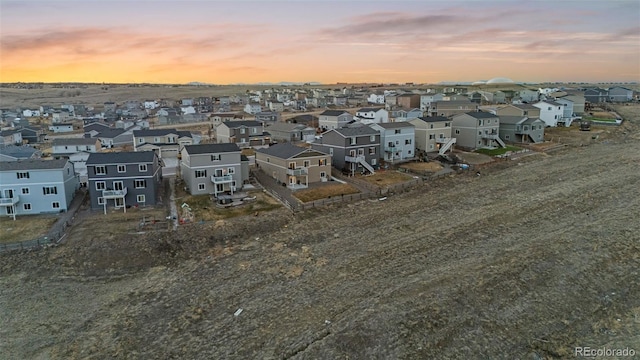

420,93,444,112
49,123,74,133
367,93,385,104
533,100,564,127
244,103,262,114
22,109,41,117
180,105,196,115
355,107,389,124
144,100,158,110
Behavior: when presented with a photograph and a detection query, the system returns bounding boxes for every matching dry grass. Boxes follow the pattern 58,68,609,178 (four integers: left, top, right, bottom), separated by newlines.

177,190,281,222
67,206,169,241
400,161,443,173
293,183,359,202
589,111,616,119
241,148,256,156
357,170,414,187
0,216,58,243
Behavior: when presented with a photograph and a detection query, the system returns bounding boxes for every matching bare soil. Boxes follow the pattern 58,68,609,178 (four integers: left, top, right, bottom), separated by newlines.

1,104,639,359
399,161,444,173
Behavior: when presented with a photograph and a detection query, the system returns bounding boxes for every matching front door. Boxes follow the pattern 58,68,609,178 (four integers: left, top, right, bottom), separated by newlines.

6,206,14,215
349,149,356,157
115,198,124,208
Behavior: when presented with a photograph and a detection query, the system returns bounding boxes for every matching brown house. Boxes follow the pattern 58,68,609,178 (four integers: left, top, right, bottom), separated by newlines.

495,104,541,118
396,94,420,109
255,143,331,190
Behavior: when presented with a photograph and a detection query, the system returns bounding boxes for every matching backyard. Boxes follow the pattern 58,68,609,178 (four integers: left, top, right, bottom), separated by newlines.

355,170,415,187
475,145,522,156
293,183,360,203
0,216,58,243
175,188,281,222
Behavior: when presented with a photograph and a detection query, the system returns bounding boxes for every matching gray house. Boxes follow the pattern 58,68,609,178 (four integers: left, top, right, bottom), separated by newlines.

584,88,608,104
180,143,249,197
311,126,380,175
266,122,316,143
498,116,545,144
255,143,332,190
608,87,633,102
0,159,79,220
86,151,162,213
318,110,353,131
451,111,505,150
216,120,270,148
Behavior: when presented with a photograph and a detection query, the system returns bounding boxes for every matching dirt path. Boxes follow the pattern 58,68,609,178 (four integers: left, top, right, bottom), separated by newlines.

1,109,639,359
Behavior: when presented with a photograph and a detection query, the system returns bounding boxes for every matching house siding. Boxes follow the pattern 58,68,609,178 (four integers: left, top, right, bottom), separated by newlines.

180,148,245,196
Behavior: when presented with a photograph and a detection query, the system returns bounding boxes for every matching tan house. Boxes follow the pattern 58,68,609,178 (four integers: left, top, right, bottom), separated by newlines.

495,104,541,118
431,100,478,117
396,94,420,109
409,116,456,155
451,111,505,150
255,143,331,190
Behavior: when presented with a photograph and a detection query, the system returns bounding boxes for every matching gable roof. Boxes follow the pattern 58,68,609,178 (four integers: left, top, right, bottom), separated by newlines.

375,122,415,129
52,138,99,146
221,120,262,128
0,158,68,171
534,100,562,106
357,107,384,113
464,111,498,119
86,151,156,165
133,129,192,138
256,143,325,159
265,122,306,132
0,145,38,160
416,116,449,123
332,126,379,137
319,110,350,116
498,116,527,125
183,143,240,155
95,128,126,138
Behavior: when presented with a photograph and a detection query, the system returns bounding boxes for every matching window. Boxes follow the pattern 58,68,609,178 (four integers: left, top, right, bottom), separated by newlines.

394,129,401,134
370,135,376,142
211,154,221,161
548,107,551,111
98,197,104,205
445,122,450,127
138,138,144,143
505,135,511,140
137,195,146,203
240,128,246,134
478,131,482,135
266,157,270,163
95,181,106,190
429,144,434,150
405,139,412,145
350,137,356,145
139,164,148,172
455,129,460,135
329,148,333,155
303,160,310,167
252,128,257,134
429,134,435,139
320,171,326,178
95,166,106,175
52,202,60,209
113,181,124,191
43,186,57,195
388,142,394,147
135,179,146,189
23,203,32,211
17,172,30,179
195,169,207,178
369,147,376,155
21,188,29,195
198,183,206,191
228,167,235,174
408,150,412,154
430,124,434,129
117,164,126,173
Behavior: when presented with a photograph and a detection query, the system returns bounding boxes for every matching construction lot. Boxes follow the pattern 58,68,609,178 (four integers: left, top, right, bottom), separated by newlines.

1,104,639,359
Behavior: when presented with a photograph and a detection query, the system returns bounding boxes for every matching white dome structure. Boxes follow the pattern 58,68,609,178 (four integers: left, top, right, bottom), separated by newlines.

486,77,515,84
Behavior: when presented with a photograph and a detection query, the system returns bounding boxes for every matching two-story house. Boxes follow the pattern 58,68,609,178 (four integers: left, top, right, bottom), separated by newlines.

52,138,102,183
451,112,505,150
180,143,249,197
49,123,74,133
533,100,563,127
608,86,633,103
267,101,285,112
318,110,353,131
370,122,415,163
0,159,79,220
133,129,194,158
86,151,162,213
431,100,478,118
18,126,45,144
244,103,262,114
498,116,545,144
254,111,281,124
266,122,316,143
409,116,456,155
396,94,420,109
495,104,541,118
311,126,380,175
255,143,331,189
0,129,23,146
355,107,389,124
216,120,269,148
420,93,444,112
390,108,423,121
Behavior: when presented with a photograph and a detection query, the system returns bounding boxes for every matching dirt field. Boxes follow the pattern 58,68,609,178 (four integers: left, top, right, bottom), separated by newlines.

1,104,639,359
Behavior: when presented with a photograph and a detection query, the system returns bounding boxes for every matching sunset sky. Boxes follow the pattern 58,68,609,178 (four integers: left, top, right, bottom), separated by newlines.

1,0,639,84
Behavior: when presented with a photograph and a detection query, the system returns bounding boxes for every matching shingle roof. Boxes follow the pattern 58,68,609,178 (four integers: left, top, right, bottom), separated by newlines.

0,129,21,136
320,110,349,116
0,158,68,171
333,126,379,137
183,143,240,155
256,143,322,159
52,138,99,146
52,123,74,126
357,107,384,113
0,145,38,159
498,116,527,125
221,120,263,128
464,111,498,119
86,151,156,165
416,116,449,123
95,128,126,138
376,122,415,129
535,100,562,106
265,122,305,132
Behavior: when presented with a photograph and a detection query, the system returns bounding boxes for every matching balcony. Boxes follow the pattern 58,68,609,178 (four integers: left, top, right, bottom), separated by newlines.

0,195,19,206
211,174,233,184
345,155,365,163
102,188,127,199
436,137,452,144
384,144,396,153
286,167,308,176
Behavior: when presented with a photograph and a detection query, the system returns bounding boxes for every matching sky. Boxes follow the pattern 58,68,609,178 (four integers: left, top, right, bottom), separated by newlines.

1,0,639,84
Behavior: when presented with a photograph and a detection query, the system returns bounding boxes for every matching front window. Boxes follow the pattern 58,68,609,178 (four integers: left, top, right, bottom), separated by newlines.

52,202,60,209
23,203,32,211
228,167,235,174
405,139,412,145
303,160,310,167
198,183,206,190
319,158,326,166
135,179,146,188
350,137,356,145
211,154,221,161
21,188,29,195
370,135,375,142
17,172,30,179
98,197,105,205
43,186,57,195
137,195,146,203
320,171,326,178
369,147,375,155
96,181,106,190
240,128,246,134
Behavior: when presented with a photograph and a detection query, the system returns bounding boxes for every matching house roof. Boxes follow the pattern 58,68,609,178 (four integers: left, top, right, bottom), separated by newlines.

375,122,415,129
0,129,21,136
86,151,156,165
52,138,99,146
95,128,126,138
522,117,543,125
511,104,538,110
535,100,562,106
0,158,67,171
416,116,449,123
265,122,306,132
319,110,349,116
464,111,498,119
0,145,38,159
332,126,378,137
221,120,262,128
183,143,240,155
256,143,326,159
133,129,192,138
498,116,527,125
52,123,74,126
357,107,384,113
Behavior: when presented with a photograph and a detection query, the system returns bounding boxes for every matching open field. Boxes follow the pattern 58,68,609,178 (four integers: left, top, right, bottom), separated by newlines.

293,183,360,203
1,97,639,358
0,216,58,243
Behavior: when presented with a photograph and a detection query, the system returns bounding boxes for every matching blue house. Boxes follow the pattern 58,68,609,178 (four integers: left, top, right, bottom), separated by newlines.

0,159,79,220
